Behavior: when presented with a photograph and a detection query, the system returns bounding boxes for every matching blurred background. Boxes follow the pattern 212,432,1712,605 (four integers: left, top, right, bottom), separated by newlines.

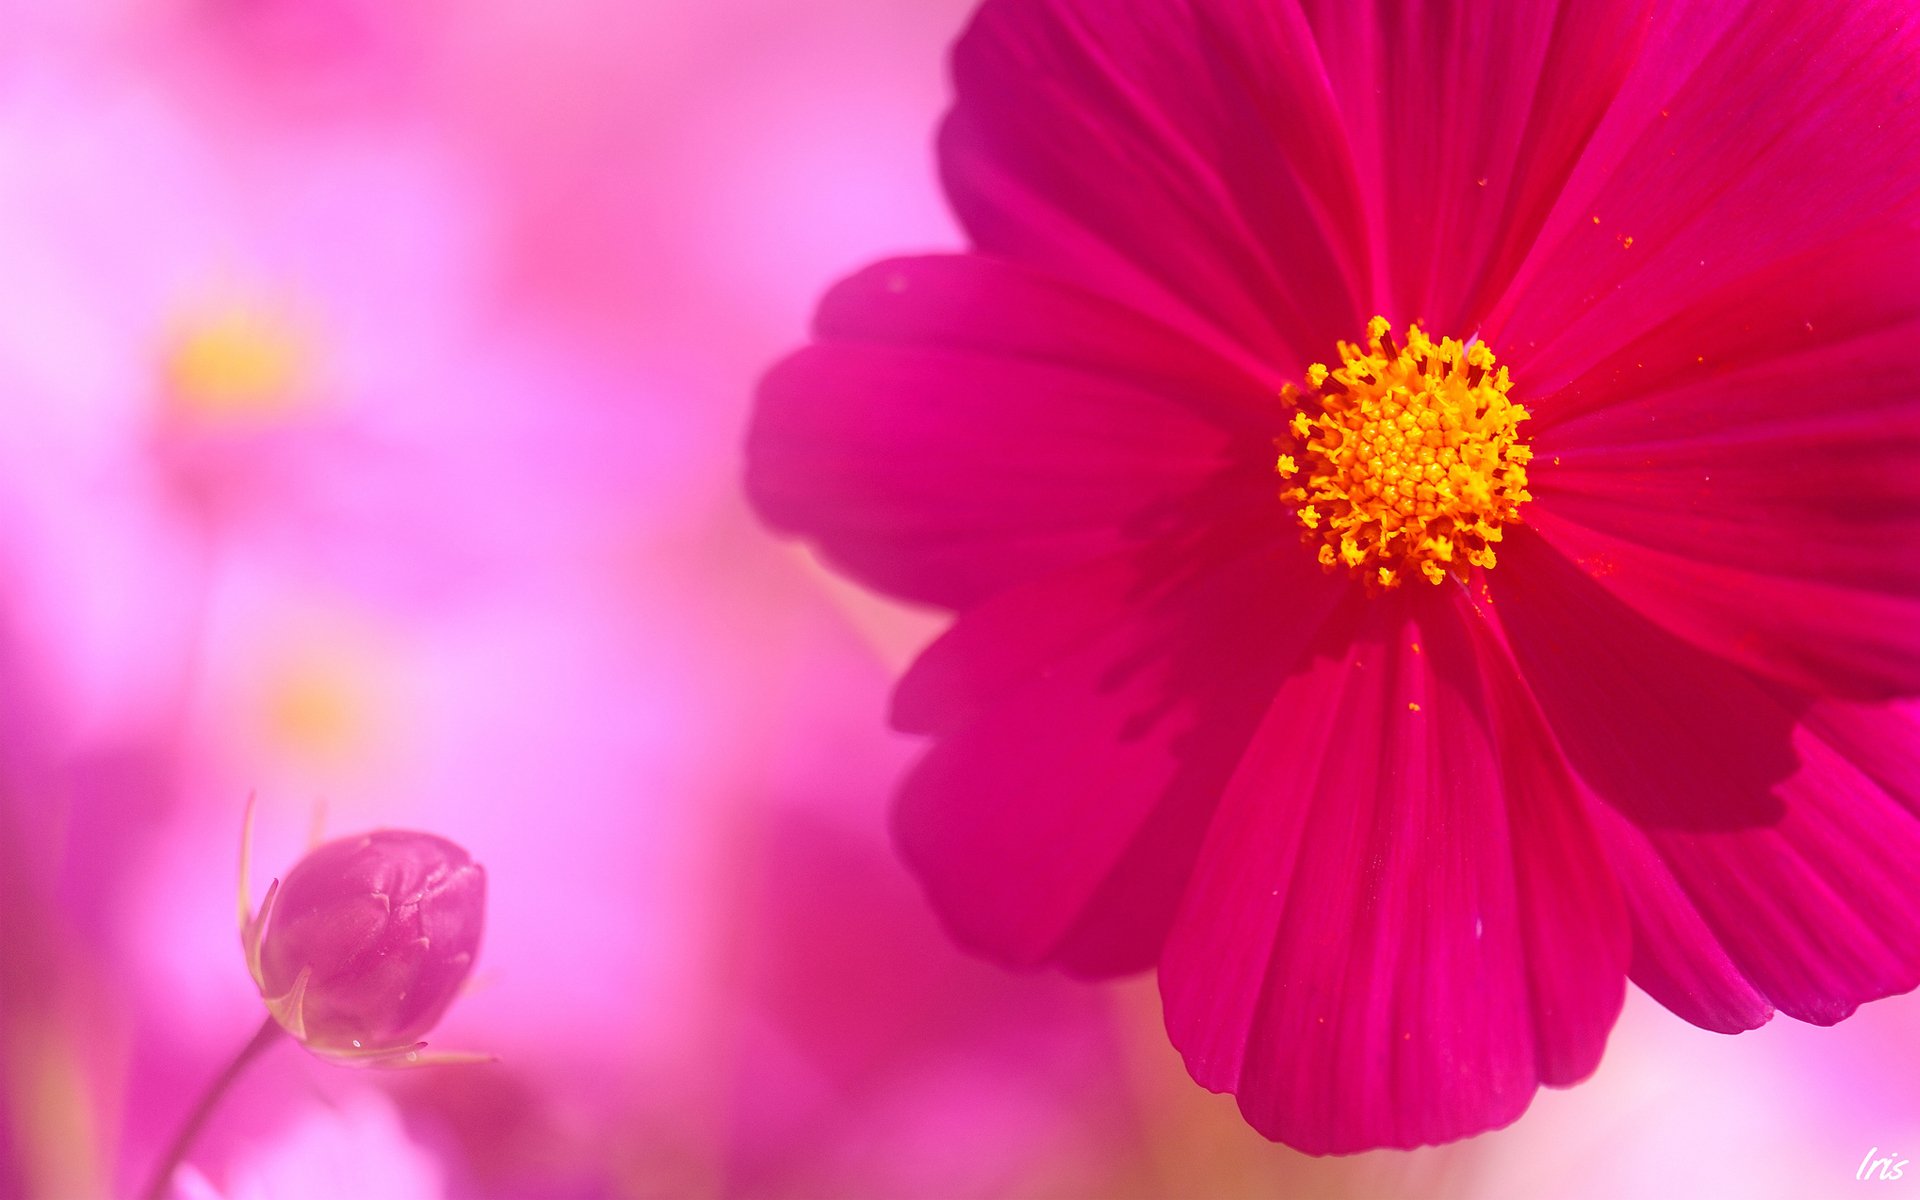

0,2,1916,1197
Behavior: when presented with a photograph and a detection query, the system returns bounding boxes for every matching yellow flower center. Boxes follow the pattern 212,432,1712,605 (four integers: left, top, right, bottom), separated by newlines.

1277,316,1532,588
166,302,308,419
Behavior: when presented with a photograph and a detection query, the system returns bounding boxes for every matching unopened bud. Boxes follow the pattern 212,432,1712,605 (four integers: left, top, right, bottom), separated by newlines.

243,829,485,1063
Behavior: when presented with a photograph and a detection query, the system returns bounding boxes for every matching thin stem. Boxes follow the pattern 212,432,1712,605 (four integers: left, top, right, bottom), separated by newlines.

140,1016,283,1200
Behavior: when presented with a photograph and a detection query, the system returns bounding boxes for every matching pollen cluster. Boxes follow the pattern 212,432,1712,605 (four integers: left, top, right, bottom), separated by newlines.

1278,317,1532,588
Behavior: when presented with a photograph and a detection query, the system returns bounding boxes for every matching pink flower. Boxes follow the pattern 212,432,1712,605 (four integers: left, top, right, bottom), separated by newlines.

747,0,1920,1152
246,829,486,1061
172,1092,447,1200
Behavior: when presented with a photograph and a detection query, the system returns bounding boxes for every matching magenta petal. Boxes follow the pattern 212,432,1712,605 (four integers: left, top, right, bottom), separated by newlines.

1527,510,1920,703
893,549,1154,740
1489,1,1920,386
1161,590,1626,1153
940,0,1371,375
747,256,1268,609
1497,532,1920,1028
1294,0,1658,330
894,536,1348,976
1589,799,1773,1034
1799,697,1920,820
807,254,1273,435
1599,696,1920,1028
1515,229,1920,698
1489,526,1793,830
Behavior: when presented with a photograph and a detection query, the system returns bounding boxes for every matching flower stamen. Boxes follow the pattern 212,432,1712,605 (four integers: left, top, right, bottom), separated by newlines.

1277,317,1532,588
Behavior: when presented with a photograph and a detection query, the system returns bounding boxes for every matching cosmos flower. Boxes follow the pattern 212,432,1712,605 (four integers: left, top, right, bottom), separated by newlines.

747,0,1920,1152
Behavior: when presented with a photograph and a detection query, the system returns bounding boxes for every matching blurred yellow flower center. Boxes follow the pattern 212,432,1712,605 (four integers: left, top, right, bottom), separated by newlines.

1278,316,1532,588
268,662,366,762
166,304,306,418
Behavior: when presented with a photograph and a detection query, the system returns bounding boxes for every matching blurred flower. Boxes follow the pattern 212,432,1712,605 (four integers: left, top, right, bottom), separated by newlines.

0,58,501,741
246,827,486,1062
0,618,116,1200
748,0,1920,1154
173,1091,446,1200
0,39,718,1194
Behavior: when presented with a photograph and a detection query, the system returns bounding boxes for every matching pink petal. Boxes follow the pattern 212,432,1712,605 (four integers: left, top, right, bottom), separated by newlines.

892,549,1159,740
1488,0,1920,390
894,536,1350,976
1800,697,1920,820
1591,797,1773,1034
1599,696,1920,1027
1161,588,1626,1153
940,0,1372,377
1517,226,1920,698
1489,526,1793,830
1494,531,1920,1027
1528,511,1920,703
747,255,1270,609
1293,0,1659,331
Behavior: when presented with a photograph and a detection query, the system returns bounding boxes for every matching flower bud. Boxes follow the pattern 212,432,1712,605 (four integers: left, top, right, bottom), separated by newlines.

243,829,485,1063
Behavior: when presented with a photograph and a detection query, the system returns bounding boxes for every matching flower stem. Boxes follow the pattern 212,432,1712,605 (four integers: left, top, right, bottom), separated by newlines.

140,1016,282,1200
